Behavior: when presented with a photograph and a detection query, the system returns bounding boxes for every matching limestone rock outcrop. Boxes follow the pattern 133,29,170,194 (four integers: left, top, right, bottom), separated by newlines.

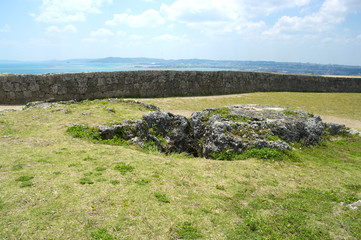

97,104,352,159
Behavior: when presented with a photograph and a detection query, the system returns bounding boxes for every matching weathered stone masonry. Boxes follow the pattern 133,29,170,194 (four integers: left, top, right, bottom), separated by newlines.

0,71,360,104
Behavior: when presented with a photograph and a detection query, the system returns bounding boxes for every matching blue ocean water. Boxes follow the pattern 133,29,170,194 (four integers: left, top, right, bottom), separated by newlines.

0,62,236,74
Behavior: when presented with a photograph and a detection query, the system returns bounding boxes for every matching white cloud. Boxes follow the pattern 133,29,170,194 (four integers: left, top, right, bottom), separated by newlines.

152,34,180,41
0,24,10,33
159,0,310,35
82,37,100,43
241,0,311,16
47,24,77,33
357,34,361,39
128,34,143,40
83,28,114,43
160,0,310,23
117,30,127,36
152,33,181,42
34,0,112,23
90,28,114,37
264,0,361,37
105,9,165,28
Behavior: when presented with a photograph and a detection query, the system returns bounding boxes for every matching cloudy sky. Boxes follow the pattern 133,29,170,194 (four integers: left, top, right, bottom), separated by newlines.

1,0,361,65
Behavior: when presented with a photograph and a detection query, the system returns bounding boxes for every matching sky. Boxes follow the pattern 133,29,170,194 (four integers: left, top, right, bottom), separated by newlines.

1,0,361,65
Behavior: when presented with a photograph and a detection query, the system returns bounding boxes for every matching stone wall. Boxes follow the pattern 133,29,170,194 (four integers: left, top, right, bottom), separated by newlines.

0,71,360,104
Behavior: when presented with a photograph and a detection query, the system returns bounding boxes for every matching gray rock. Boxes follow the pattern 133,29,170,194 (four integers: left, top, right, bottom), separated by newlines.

96,104,355,159
346,128,361,137
99,112,197,155
340,200,361,210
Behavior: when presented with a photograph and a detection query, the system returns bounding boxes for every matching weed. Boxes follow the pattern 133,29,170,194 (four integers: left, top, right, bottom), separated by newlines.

266,134,281,141
100,136,127,146
0,199,3,210
11,164,23,171
345,184,361,191
79,177,94,185
68,162,81,167
96,178,107,182
154,192,170,203
90,227,114,240
83,156,96,161
95,167,106,172
216,184,226,191
114,163,134,174
67,125,101,141
110,180,120,185
0,165,2,169
245,148,283,160
53,171,61,175
20,181,34,188
210,149,245,161
173,221,203,239
142,140,159,152
15,176,34,182
210,148,297,161
135,178,150,185
202,108,251,123
84,172,93,176
283,109,300,116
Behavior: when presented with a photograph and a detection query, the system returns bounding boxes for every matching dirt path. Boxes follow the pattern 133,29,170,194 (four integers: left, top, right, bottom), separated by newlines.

321,115,361,130
0,105,24,111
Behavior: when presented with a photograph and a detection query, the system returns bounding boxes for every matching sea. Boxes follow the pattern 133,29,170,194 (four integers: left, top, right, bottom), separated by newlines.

0,62,237,75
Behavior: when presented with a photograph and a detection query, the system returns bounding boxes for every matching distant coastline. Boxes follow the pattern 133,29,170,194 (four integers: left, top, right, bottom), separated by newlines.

1,57,361,75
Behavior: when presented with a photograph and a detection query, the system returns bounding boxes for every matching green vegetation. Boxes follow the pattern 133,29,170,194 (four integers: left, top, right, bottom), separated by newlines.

210,148,297,161
79,177,94,185
173,221,203,239
154,192,170,203
114,162,134,174
202,107,251,123
0,93,360,239
90,227,114,240
283,108,300,116
15,175,34,182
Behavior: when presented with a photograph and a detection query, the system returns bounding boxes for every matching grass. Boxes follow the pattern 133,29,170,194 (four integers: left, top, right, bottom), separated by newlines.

135,92,361,122
0,94,360,239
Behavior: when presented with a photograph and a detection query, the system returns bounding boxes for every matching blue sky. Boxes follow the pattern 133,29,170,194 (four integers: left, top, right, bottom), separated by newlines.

1,0,361,65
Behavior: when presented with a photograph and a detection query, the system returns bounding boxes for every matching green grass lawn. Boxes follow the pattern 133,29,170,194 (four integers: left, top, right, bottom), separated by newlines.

0,94,360,239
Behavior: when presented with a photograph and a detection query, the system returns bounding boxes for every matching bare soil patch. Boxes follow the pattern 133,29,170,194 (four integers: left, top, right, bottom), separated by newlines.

321,115,361,130
0,105,24,111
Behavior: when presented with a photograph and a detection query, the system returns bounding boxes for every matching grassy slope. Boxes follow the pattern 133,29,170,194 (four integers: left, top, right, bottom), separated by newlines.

137,92,361,121
0,94,360,239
